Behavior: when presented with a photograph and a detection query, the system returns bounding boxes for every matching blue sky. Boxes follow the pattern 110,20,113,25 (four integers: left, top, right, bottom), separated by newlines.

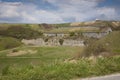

0,0,120,23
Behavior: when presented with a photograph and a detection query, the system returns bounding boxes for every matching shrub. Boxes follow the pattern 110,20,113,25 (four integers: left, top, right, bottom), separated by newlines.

69,32,75,37
44,38,49,42
59,39,64,45
12,49,19,53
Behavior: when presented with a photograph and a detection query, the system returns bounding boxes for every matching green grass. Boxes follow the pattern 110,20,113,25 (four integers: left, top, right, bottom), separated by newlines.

0,46,82,72
0,56,120,80
0,46,120,80
0,37,22,51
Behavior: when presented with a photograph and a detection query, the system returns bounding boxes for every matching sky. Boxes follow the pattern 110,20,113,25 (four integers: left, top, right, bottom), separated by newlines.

0,0,120,23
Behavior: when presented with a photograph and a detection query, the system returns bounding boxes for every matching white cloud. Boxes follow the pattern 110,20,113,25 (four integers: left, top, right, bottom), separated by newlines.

0,2,63,23
46,0,118,22
0,4,19,18
0,0,119,23
97,7,118,20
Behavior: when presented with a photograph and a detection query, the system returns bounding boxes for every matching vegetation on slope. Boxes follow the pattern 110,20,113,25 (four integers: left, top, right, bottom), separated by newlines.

0,20,120,36
0,37,22,51
0,56,120,80
52,23,70,28
98,31,120,50
0,46,120,80
0,46,82,70
70,20,120,30
0,26,43,40
81,31,120,57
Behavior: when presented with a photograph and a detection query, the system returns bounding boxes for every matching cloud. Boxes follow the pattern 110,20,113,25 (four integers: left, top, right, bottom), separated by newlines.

46,0,119,22
0,0,119,23
0,2,63,23
97,7,118,20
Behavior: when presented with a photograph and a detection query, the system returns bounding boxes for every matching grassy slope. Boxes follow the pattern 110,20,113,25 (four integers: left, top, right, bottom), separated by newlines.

0,37,22,51
82,31,120,57
0,46,82,71
98,31,120,53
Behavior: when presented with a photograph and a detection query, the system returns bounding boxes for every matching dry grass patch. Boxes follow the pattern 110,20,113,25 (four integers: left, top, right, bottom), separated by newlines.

7,50,37,57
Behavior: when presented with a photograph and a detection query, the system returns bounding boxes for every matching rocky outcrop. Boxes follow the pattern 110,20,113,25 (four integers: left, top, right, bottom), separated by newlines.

22,38,84,47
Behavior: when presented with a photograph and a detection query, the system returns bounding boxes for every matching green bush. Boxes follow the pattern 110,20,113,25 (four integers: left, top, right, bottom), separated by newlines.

0,37,22,51
69,32,75,37
12,49,19,53
0,26,43,40
59,39,64,45
44,38,49,42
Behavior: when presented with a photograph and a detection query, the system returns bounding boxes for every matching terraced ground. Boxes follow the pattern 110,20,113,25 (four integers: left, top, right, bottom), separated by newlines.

0,20,120,33
0,22,120,80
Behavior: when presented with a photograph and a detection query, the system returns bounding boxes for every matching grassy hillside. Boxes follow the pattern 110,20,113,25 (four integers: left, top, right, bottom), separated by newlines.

0,37,22,51
98,31,120,52
81,31,120,57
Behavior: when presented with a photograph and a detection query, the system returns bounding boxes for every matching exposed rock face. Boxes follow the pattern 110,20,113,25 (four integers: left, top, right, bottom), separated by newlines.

22,38,45,46
22,38,84,47
82,32,107,38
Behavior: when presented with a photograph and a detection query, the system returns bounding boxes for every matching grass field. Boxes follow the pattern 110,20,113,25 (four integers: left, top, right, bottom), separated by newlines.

0,46,82,71
0,46,120,80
